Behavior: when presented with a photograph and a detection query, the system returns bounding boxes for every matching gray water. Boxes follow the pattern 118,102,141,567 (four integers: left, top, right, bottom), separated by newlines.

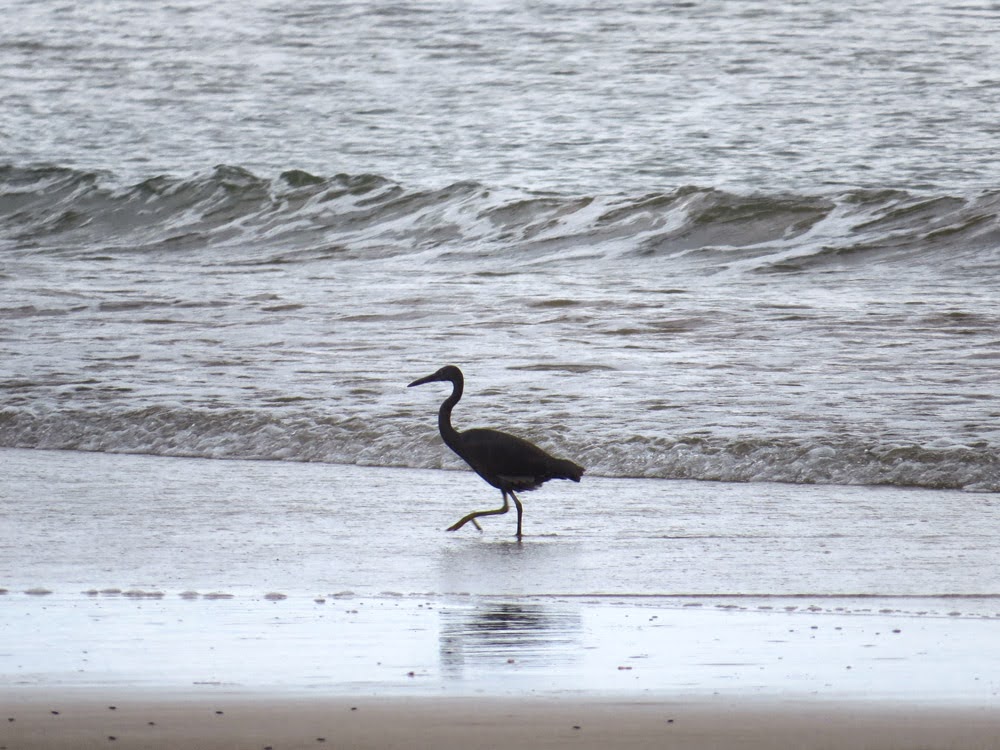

2,0,999,491
4,0,1000,192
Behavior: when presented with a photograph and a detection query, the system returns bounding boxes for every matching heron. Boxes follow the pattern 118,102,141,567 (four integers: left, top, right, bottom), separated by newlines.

408,364,584,539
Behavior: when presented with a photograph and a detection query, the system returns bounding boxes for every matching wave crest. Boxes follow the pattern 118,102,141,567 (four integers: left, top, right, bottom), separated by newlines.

3,164,999,272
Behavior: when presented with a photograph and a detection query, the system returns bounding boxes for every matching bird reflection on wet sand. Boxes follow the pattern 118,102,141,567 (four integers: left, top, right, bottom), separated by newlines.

439,601,582,679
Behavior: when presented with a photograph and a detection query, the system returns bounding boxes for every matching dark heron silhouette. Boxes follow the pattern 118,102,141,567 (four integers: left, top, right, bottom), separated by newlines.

408,364,584,538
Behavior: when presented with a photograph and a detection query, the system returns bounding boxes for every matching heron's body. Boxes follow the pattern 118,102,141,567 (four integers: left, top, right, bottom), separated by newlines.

408,365,583,538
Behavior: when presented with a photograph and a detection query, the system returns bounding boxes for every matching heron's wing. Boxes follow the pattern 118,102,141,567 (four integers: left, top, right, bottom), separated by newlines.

458,428,578,489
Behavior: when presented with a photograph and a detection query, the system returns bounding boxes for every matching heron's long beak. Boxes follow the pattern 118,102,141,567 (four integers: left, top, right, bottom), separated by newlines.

408,372,439,388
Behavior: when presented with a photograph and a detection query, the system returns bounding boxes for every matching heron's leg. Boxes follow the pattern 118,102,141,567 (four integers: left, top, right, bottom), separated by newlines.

446,491,510,532
510,490,524,539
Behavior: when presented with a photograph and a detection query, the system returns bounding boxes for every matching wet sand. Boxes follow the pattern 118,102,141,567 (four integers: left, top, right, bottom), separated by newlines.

4,591,999,748
4,448,998,600
4,691,1000,750
4,591,1000,699
4,449,1000,747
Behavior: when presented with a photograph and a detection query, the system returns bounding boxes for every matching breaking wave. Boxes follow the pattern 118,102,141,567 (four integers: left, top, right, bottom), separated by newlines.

3,163,999,272
1,406,996,492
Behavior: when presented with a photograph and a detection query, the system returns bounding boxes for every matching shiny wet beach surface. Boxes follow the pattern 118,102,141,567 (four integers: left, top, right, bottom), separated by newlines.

4,591,1000,702
3,449,999,702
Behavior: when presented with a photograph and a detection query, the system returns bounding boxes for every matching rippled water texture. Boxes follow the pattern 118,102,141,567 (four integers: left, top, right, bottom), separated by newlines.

3,0,999,192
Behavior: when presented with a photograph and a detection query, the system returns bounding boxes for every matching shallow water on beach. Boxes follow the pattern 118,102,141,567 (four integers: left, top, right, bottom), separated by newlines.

3,449,998,601
4,449,999,699
5,591,999,701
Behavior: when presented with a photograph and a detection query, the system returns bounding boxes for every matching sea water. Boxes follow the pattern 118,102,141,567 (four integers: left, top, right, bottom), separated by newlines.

2,1,999,550
3,448,998,600
2,1,998,494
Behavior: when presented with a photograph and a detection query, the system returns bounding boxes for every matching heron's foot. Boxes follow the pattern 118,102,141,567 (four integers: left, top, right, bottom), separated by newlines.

446,500,510,534
446,516,482,532
446,513,491,533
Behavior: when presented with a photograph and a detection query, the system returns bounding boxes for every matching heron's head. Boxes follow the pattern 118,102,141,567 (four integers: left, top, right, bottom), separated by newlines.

408,364,463,388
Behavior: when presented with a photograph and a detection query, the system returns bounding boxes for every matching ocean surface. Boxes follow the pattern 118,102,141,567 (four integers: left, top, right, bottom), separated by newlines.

3,1,999,490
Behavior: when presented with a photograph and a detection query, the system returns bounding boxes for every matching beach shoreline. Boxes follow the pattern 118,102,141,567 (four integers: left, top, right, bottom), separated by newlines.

4,449,999,747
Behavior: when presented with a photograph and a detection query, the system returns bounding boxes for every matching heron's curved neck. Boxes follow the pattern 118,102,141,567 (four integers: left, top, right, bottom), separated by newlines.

438,376,463,450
